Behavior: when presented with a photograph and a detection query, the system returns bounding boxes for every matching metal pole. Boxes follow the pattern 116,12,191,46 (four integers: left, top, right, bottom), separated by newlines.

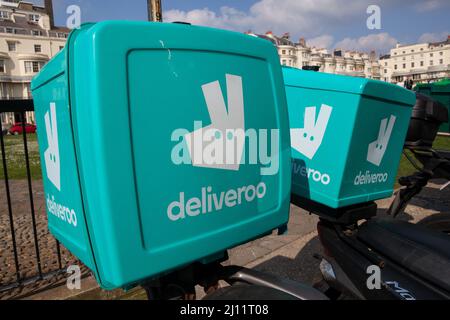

148,0,163,22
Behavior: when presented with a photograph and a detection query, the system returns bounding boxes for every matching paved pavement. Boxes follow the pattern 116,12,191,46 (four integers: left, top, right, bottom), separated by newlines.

0,180,86,300
2,179,449,300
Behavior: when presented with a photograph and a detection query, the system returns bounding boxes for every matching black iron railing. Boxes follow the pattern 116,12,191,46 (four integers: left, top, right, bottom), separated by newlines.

0,99,80,299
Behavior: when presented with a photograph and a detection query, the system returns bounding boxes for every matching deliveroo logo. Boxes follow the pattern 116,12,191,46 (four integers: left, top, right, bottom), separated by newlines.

184,74,245,171
367,115,396,166
44,102,61,191
291,104,333,159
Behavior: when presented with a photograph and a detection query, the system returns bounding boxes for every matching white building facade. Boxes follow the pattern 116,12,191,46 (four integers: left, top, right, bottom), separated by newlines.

250,31,381,80
380,36,450,85
0,0,68,126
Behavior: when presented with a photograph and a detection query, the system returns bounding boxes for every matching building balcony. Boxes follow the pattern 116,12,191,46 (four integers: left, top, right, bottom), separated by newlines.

0,74,34,82
391,64,450,77
16,53,49,61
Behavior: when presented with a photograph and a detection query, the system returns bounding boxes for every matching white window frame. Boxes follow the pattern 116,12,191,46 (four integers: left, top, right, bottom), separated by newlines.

34,44,42,53
32,30,43,37
0,10,9,19
24,61,44,74
29,14,40,23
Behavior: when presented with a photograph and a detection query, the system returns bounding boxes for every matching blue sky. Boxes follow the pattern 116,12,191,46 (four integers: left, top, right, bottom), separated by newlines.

30,0,449,54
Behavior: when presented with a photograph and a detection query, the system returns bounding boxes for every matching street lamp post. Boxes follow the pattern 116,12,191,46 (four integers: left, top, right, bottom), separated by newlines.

148,0,163,22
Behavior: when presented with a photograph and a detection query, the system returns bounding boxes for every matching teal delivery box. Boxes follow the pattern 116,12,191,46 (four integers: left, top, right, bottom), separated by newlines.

31,21,291,289
283,67,415,208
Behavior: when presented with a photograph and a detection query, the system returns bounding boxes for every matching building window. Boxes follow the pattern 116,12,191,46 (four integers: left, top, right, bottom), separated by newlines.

32,30,43,36
282,50,286,55
420,61,424,67
394,65,398,70
384,69,387,74
281,59,286,65
34,44,42,53
411,62,415,68
29,14,40,23
0,60,5,73
440,52,443,56
403,63,406,69
430,60,434,66
430,53,433,57
7,42,16,52
411,50,414,53
24,61,45,74
440,59,443,64
0,10,9,19
59,46,64,51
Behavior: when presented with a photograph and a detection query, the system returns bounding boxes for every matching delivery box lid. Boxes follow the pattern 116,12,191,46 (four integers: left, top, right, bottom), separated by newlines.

31,23,96,91
283,67,416,106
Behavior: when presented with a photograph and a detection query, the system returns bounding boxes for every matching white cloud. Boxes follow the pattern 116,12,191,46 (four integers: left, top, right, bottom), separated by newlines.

418,31,449,43
164,0,445,54
164,0,372,39
334,33,398,53
307,35,335,49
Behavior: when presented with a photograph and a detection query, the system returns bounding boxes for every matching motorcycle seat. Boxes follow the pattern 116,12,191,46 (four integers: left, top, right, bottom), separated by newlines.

357,217,450,293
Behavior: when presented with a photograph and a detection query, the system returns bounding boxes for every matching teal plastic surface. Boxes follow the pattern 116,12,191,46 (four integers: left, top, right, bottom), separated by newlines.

283,67,415,208
31,21,291,289
414,81,450,133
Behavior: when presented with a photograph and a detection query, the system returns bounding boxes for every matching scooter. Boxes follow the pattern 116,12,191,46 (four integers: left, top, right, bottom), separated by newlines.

309,92,450,300
311,145,450,300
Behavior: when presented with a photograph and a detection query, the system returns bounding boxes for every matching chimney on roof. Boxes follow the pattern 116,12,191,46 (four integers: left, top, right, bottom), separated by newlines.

44,0,54,29
299,37,306,47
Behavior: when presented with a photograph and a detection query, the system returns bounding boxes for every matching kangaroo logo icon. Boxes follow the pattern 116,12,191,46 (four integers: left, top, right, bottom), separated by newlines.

290,104,333,159
184,74,245,171
367,115,396,167
44,102,61,191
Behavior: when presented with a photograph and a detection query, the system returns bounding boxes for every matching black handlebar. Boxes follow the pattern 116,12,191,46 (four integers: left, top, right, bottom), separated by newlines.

388,147,450,217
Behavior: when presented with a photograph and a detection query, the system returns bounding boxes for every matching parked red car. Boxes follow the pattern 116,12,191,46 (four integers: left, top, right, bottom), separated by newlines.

8,123,37,135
